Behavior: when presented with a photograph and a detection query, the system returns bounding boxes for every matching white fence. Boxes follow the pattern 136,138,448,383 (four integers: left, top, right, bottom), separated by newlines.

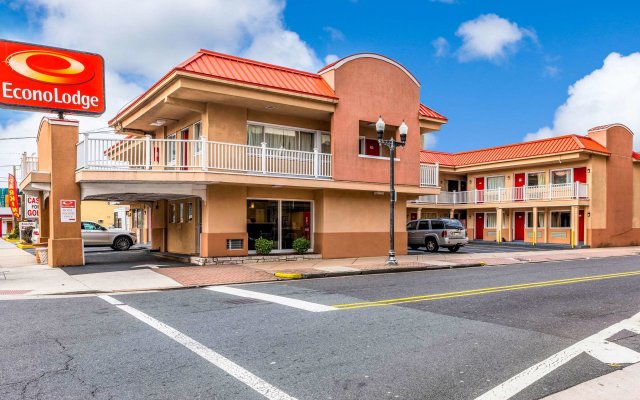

77,136,332,179
420,163,439,187
415,183,589,204
20,155,38,180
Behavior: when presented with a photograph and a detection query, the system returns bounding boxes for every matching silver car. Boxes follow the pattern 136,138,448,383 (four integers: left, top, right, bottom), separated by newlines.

81,221,137,251
407,218,468,253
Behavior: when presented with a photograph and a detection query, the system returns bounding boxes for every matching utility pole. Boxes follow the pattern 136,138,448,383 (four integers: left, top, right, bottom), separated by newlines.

11,164,16,232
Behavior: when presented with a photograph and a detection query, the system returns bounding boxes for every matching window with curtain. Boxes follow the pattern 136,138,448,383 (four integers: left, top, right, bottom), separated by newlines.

527,172,545,186
321,133,331,153
247,124,320,152
550,211,571,227
486,176,505,190
551,169,572,185
485,213,497,228
526,212,545,228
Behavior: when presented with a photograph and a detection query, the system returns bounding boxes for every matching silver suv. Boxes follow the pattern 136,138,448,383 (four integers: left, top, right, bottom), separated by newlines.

81,221,137,251
407,218,468,253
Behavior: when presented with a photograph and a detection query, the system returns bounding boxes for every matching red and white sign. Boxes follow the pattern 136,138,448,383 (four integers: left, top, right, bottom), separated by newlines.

0,40,105,115
25,195,39,220
7,174,20,219
60,199,77,223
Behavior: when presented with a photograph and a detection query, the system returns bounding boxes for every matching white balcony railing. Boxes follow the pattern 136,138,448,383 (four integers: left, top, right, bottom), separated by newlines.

420,163,439,187
413,183,589,204
76,136,332,179
20,154,38,181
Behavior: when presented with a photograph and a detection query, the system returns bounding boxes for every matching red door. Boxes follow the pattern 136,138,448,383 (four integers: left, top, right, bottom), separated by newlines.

514,212,525,241
578,210,585,243
475,213,484,240
574,167,587,199
410,212,418,221
514,173,525,201
365,139,380,156
476,177,485,203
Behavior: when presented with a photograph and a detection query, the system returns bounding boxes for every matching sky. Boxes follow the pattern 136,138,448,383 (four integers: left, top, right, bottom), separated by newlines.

1,0,640,182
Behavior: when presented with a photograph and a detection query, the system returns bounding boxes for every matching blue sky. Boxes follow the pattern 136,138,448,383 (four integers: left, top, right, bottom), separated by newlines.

0,0,639,178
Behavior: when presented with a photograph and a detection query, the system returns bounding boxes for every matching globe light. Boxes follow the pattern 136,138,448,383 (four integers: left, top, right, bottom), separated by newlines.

399,120,408,143
376,116,385,140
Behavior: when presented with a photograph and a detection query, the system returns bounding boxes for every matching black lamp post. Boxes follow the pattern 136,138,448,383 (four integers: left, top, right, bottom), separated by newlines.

376,116,408,265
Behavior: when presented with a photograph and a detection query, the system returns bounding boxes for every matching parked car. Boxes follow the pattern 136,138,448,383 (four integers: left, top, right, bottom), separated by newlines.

81,221,137,250
407,218,468,253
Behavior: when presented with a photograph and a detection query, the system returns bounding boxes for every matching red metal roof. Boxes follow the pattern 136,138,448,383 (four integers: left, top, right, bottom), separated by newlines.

419,150,456,166
178,50,338,99
420,134,610,166
632,152,640,161
419,104,448,122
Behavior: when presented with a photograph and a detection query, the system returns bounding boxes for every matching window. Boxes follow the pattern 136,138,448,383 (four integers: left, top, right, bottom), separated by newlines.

417,221,429,230
485,213,497,228
321,133,331,154
188,202,193,221
443,219,464,229
550,211,571,228
526,212,545,228
430,220,445,230
170,204,176,223
527,172,545,186
179,203,185,223
247,124,322,152
193,122,202,154
82,222,103,230
406,221,418,231
486,176,505,190
551,169,572,185
166,133,177,165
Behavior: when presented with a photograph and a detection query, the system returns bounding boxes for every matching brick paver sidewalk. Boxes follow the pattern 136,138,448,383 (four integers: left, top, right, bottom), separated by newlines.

155,265,277,286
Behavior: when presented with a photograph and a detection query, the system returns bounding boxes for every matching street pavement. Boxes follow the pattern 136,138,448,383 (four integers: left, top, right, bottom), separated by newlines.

1,256,639,399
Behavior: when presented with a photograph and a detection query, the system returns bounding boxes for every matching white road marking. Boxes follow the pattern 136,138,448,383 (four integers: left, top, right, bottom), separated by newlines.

475,311,640,400
98,295,297,400
206,286,337,312
130,264,166,269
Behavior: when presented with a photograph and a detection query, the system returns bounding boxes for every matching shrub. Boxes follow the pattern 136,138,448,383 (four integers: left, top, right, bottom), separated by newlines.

255,236,274,255
7,225,19,240
21,226,34,244
292,237,311,254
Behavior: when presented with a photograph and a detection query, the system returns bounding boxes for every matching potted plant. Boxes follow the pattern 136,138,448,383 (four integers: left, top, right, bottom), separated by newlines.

255,236,274,255
292,237,311,254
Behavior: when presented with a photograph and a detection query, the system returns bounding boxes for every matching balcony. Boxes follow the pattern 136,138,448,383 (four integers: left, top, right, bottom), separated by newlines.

420,163,439,187
20,155,38,181
413,183,589,205
76,136,332,179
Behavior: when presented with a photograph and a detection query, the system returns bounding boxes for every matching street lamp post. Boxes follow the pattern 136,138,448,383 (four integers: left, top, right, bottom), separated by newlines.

376,116,408,265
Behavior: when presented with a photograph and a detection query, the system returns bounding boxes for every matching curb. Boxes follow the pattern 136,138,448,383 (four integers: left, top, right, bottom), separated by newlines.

274,262,485,279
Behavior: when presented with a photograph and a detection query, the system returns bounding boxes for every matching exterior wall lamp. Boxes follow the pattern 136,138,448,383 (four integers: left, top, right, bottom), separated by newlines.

376,116,408,265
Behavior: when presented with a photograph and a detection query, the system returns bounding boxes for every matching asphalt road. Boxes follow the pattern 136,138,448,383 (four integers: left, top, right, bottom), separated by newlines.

1,256,639,399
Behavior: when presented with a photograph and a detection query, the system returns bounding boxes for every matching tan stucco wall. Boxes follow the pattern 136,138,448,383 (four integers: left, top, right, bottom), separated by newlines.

81,201,119,227
330,57,422,186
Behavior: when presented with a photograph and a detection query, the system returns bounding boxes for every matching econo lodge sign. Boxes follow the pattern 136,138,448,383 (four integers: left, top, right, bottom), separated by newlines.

0,40,104,115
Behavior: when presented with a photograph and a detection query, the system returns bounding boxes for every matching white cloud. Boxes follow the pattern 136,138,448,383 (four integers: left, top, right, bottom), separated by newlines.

543,65,560,78
432,37,450,58
423,133,438,150
1,0,330,178
324,54,339,65
456,14,535,62
525,52,640,148
323,26,345,41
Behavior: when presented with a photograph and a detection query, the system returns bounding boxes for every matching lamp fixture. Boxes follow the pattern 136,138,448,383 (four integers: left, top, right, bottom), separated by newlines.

399,120,408,144
376,116,385,140
150,119,167,127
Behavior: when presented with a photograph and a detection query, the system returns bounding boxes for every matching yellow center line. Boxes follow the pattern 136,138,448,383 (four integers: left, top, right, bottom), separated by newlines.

332,270,640,310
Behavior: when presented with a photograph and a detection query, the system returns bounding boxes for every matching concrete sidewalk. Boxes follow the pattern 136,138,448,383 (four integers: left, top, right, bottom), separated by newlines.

544,362,640,399
1,238,640,298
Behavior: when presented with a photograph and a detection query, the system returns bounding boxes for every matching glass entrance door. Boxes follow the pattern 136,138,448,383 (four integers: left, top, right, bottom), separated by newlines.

281,201,311,249
247,200,278,250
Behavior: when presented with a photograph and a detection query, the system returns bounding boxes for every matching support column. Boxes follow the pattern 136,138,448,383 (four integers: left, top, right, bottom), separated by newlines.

571,206,579,248
418,208,423,220
496,208,502,243
583,207,589,246
450,209,455,219
507,209,512,242
37,118,84,266
532,206,538,246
